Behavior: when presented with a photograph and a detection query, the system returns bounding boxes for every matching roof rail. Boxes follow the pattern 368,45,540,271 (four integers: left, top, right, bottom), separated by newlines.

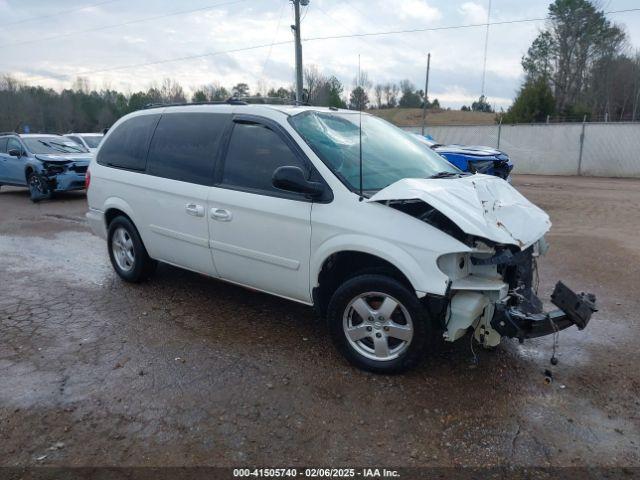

142,96,308,110
143,97,247,109
0,131,19,136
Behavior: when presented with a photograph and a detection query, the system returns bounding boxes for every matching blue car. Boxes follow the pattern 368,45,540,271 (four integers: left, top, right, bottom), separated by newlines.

0,132,91,202
413,134,513,181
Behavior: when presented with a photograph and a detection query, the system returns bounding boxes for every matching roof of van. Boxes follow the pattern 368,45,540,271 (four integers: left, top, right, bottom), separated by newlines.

142,103,361,117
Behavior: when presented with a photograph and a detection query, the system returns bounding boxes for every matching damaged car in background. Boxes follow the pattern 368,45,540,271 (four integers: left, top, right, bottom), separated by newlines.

0,132,91,202
87,105,596,374
412,133,514,181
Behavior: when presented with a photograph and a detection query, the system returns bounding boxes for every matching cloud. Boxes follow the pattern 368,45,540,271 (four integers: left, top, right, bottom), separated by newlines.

397,0,442,22
458,2,488,24
8,0,640,109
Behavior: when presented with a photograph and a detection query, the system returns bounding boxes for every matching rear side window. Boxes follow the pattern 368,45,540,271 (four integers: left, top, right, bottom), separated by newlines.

221,122,305,193
98,114,159,170
0,138,7,153
147,113,228,185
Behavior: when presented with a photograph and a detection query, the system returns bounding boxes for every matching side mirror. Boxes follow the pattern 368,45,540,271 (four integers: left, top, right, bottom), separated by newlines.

272,166,324,198
8,149,21,157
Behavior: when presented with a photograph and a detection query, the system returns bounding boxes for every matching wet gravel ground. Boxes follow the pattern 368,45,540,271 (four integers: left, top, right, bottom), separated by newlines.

1,175,639,468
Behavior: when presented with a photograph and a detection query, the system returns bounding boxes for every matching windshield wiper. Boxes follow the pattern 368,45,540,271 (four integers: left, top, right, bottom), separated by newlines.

38,140,68,153
49,141,85,153
428,171,461,179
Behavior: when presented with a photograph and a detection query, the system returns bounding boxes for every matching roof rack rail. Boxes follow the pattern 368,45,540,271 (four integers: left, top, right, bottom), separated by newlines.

0,131,20,136
143,96,309,110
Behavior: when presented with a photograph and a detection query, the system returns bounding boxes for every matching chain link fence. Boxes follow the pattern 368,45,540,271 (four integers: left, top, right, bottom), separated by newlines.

402,121,640,178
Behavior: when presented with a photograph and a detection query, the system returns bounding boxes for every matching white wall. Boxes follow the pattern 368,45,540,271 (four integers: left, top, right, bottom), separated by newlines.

403,123,640,178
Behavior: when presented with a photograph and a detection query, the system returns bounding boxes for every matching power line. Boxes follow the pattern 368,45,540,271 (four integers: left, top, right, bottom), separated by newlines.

5,0,121,27
260,0,288,78
77,40,295,77
0,0,247,49
302,7,640,42
15,7,640,84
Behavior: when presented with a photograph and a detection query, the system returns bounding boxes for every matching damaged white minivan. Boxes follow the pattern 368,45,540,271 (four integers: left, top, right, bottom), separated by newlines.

86,103,597,373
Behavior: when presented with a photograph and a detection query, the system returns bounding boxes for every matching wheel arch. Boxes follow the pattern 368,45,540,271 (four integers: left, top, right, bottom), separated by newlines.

311,236,446,317
24,165,34,182
103,197,137,229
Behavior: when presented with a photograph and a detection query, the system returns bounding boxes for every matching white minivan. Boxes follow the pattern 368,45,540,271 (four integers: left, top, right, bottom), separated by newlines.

86,103,596,373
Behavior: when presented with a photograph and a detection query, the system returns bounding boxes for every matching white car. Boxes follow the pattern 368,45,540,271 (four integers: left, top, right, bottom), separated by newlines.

64,133,103,153
86,103,596,373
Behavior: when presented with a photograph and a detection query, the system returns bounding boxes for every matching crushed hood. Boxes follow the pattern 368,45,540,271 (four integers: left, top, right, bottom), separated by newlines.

35,153,92,164
368,174,551,248
434,144,504,157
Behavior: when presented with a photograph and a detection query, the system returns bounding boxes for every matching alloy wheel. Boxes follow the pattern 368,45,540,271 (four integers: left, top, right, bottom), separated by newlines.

342,291,414,361
111,227,135,272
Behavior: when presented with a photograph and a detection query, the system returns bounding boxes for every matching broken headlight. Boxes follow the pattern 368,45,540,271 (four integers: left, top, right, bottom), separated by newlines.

43,163,66,175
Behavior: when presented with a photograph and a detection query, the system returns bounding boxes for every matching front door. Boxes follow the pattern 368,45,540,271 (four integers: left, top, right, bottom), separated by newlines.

1,138,27,185
208,117,313,303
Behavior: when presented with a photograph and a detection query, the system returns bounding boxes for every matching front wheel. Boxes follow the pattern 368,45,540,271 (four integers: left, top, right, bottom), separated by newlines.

28,173,52,202
327,274,433,374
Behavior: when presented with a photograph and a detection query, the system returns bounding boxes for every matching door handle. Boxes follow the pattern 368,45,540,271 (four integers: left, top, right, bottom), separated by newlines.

185,203,205,217
210,208,232,221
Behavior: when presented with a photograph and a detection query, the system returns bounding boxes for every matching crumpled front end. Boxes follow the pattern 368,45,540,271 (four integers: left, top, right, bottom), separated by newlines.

40,161,88,192
368,175,597,347
438,240,597,347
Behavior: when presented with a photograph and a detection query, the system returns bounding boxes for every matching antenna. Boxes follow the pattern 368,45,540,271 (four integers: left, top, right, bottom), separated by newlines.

358,54,363,201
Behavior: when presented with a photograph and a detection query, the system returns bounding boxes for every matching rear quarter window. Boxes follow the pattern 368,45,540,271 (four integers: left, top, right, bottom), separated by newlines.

97,114,160,171
146,112,229,185
0,137,7,153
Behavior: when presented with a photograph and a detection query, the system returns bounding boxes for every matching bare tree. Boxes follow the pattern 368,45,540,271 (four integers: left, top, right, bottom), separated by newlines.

374,84,383,108
304,65,327,105
160,78,186,103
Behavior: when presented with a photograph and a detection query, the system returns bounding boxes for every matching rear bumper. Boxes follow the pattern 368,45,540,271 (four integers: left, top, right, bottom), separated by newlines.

491,281,597,340
86,208,107,239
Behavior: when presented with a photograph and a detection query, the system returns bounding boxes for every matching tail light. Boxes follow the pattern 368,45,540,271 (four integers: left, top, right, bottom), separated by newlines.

85,169,91,190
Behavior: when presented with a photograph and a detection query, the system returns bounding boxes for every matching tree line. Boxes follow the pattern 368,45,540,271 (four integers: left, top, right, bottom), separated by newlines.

0,68,444,133
503,0,640,123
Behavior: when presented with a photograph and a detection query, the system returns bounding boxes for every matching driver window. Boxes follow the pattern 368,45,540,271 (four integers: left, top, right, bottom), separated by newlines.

221,122,305,194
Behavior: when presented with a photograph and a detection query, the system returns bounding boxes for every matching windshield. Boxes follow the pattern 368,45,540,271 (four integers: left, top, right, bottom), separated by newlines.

81,135,103,149
289,111,460,192
23,137,89,154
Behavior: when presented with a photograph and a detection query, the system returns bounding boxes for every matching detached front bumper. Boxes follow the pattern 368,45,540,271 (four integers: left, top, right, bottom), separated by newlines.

491,281,597,341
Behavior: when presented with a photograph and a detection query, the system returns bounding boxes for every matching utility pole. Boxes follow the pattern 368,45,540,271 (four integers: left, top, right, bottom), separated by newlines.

292,0,307,105
421,53,431,136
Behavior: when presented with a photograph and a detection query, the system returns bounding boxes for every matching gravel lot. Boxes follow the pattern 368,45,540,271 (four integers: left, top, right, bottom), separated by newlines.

1,175,639,468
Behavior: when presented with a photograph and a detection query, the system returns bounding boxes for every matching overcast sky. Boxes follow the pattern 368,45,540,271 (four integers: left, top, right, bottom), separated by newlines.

1,0,639,108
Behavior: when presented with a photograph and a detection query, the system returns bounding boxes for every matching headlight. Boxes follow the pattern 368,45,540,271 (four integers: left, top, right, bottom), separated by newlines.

437,252,470,280
44,163,65,174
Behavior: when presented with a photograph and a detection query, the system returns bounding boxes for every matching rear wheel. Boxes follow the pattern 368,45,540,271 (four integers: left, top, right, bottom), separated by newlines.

27,173,52,203
107,216,157,282
327,274,433,373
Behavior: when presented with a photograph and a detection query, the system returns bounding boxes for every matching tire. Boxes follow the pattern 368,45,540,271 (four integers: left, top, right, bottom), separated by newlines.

327,274,433,374
107,216,157,282
28,173,53,203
